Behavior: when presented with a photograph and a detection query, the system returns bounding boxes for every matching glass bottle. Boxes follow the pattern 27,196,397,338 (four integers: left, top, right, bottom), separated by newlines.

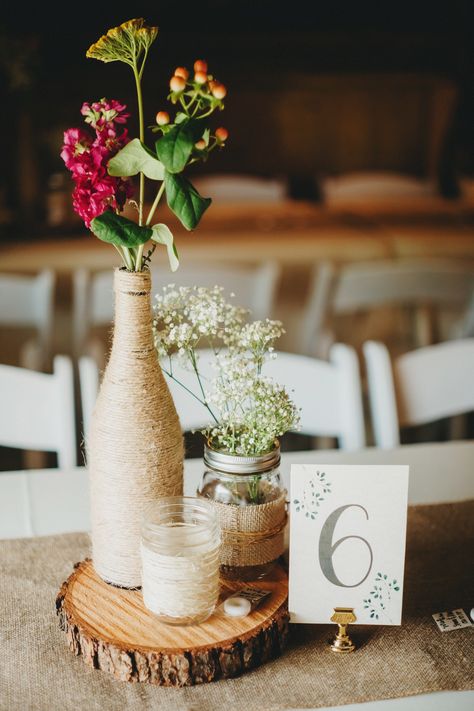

197,441,287,581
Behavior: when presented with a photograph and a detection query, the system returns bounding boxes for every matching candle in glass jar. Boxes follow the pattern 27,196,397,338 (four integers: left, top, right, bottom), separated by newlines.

141,497,220,625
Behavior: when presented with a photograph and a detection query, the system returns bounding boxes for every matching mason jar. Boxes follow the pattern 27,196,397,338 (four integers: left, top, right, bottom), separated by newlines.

140,496,221,625
197,441,287,581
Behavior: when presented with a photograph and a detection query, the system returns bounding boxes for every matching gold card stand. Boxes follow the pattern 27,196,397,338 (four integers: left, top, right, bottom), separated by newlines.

330,607,357,653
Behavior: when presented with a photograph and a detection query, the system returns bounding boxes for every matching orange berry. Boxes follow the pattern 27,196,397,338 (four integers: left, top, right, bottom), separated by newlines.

194,71,208,85
194,59,208,74
195,139,206,150
215,127,229,142
156,111,170,126
170,75,186,92
211,83,227,99
174,66,189,80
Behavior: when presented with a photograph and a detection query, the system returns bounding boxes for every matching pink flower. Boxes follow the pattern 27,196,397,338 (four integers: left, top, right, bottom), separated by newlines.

81,98,130,131
60,128,93,176
61,99,134,228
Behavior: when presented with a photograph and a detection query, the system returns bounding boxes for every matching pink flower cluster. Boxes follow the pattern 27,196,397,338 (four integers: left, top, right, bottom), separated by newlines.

61,99,134,228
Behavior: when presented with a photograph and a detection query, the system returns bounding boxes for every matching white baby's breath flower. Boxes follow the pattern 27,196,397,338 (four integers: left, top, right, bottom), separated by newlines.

152,284,300,455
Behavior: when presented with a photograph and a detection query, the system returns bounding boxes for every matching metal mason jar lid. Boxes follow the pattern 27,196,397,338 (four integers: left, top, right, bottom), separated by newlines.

204,440,280,475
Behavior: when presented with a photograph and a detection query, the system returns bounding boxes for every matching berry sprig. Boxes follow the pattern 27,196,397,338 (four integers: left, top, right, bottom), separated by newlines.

152,59,228,162
169,59,227,115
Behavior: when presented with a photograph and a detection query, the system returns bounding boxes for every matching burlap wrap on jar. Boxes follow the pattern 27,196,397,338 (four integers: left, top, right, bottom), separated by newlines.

210,493,287,566
199,442,287,570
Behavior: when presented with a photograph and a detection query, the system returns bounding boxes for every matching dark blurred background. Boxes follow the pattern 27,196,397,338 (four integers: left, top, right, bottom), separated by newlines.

1,0,473,235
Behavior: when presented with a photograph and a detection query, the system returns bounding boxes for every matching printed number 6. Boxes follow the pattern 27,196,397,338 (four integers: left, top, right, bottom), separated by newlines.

318,504,373,588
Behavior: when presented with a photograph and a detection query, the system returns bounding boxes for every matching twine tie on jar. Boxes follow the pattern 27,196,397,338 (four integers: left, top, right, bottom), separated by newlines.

211,492,287,567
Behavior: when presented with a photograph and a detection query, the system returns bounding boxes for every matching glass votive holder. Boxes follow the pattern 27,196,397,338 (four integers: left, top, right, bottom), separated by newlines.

140,496,221,626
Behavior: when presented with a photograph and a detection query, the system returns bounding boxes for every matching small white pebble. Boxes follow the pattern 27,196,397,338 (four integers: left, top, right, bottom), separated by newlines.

223,596,252,617
470,608,474,622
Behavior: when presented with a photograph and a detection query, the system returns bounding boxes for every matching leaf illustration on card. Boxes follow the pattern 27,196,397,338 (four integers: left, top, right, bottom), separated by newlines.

293,470,332,519
363,572,400,623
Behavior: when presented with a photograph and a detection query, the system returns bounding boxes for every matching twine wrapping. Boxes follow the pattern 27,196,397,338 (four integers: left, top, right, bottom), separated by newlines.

87,268,184,588
208,492,287,567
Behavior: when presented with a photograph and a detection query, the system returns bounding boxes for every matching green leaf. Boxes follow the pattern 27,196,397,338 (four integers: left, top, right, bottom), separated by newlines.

155,118,204,173
165,172,211,230
91,211,152,247
108,138,165,180
150,223,179,272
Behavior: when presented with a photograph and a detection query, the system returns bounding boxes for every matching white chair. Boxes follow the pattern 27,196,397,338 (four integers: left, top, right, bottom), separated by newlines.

363,338,474,449
73,262,280,363
453,289,474,338
0,270,55,369
320,171,437,205
78,355,100,447
0,467,90,539
0,355,76,469
79,346,365,450
191,173,288,203
301,259,474,357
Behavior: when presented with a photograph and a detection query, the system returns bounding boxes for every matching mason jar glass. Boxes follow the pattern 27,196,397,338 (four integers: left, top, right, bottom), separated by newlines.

197,441,287,581
140,496,221,625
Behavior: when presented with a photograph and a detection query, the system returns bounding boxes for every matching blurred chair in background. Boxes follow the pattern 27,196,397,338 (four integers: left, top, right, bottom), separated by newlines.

73,262,281,366
79,345,366,452
0,270,55,370
264,346,365,451
452,289,474,338
363,338,474,449
191,174,289,203
320,170,438,207
0,356,85,538
77,355,100,454
0,355,76,469
300,259,474,358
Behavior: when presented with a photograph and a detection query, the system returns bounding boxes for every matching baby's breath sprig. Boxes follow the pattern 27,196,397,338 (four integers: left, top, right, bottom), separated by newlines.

152,285,301,456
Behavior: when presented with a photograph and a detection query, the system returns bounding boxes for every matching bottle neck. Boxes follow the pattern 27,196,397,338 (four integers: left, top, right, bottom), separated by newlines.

111,269,154,356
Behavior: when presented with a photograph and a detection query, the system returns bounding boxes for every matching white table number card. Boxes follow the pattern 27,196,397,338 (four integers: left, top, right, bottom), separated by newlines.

289,464,409,626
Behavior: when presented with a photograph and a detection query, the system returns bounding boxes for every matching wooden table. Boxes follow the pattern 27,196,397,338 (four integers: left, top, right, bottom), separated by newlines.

2,200,473,361
2,200,474,274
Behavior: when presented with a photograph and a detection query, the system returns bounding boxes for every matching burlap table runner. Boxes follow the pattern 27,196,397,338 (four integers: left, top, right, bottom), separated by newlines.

1,501,473,711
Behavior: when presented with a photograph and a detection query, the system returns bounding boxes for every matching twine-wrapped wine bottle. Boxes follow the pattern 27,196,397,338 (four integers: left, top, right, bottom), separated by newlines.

87,268,184,588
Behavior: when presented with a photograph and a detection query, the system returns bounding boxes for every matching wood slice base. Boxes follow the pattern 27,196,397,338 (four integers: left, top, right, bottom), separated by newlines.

56,559,289,686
